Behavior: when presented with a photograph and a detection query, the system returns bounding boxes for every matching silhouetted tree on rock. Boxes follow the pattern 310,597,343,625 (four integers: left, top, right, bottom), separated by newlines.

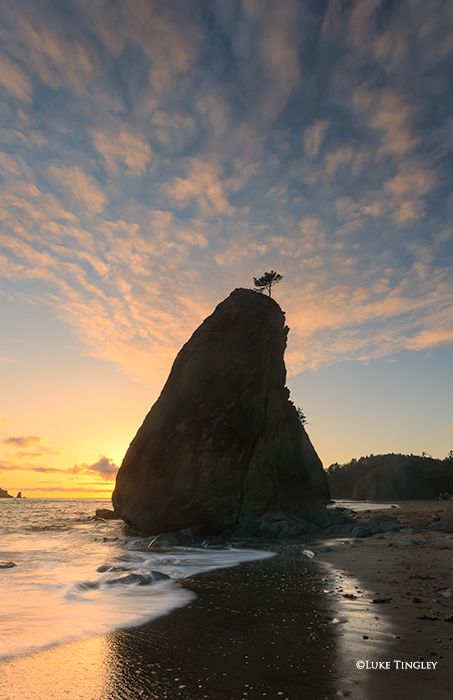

253,270,283,297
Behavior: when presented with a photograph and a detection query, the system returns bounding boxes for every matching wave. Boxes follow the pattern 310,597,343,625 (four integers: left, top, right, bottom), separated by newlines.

0,546,274,660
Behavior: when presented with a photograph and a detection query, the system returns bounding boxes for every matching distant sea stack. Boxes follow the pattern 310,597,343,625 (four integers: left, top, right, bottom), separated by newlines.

113,288,330,534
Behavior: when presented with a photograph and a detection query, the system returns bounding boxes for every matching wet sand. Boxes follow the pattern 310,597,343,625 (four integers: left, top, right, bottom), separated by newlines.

2,500,452,700
1,554,342,700
313,500,453,699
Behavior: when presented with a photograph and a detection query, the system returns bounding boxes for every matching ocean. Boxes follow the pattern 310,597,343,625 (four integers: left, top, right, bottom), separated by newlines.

0,498,274,661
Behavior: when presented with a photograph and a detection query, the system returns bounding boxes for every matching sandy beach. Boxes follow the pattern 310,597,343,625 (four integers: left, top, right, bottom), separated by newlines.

1,500,452,700
311,499,453,700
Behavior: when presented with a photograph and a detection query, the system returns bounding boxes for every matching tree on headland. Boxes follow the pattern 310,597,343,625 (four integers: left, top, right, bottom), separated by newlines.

253,271,283,297
326,452,453,499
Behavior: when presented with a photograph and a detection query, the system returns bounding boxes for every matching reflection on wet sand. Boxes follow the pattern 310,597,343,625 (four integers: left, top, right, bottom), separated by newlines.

0,636,108,700
0,554,371,700
102,555,341,700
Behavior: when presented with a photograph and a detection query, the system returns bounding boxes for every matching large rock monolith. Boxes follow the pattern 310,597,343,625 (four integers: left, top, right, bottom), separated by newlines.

112,288,329,534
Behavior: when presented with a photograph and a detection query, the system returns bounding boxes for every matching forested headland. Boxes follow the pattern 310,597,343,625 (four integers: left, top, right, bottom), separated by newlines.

326,452,453,500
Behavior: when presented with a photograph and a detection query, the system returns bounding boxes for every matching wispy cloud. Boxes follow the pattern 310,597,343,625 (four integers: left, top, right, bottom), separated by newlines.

0,0,451,388
304,119,330,157
2,435,41,447
1,435,60,458
0,462,64,473
0,51,32,101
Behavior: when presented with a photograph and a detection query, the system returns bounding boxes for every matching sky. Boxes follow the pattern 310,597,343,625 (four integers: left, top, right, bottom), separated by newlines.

0,0,452,498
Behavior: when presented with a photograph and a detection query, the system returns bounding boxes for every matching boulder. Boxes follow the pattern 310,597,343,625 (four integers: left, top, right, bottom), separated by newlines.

368,513,399,522
430,515,453,533
328,509,355,525
351,526,372,538
95,508,120,520
113,288,330,534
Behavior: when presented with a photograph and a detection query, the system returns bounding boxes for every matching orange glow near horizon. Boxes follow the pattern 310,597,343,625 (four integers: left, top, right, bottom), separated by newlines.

1,0,452,497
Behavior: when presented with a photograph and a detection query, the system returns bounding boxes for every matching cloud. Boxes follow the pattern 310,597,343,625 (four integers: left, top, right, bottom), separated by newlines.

4,11,95,94
0,0,451,388
92,127,152,175
163,158,235,216
369,90,420,157
47,164,107,214
2,435,41,447
9,485,113,493
0,462,64,473
0,52,32,101
1,434,59,457
71,456,118,481
304,120,330,157
241,0,303,122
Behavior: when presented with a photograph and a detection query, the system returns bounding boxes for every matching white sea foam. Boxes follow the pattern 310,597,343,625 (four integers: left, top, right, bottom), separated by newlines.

0,498,274,659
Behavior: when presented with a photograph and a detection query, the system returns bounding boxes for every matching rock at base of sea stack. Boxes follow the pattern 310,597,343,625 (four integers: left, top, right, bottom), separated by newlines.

112,288,330,534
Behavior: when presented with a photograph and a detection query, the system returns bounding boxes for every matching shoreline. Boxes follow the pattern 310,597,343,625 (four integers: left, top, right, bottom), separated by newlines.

1,553,342,700
308,499,453,699
2,500,453,699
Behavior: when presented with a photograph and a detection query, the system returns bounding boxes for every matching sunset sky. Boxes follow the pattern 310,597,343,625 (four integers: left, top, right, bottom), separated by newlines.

1,0,452,498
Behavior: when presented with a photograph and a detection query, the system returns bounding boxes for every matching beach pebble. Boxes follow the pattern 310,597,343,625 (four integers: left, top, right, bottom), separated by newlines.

441,590,453,598
401,528,419,534
320,546,334,553
352,539,364,544
0,561,16,569
300,549,316,559
398,538,418,546
372,534,385,539
362,635,369,639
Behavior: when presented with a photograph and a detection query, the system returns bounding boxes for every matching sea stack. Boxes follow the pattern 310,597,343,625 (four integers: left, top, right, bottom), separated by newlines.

113,288,330,534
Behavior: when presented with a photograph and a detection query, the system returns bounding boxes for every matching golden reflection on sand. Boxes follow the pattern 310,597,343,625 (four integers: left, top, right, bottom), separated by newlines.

0,636,110,700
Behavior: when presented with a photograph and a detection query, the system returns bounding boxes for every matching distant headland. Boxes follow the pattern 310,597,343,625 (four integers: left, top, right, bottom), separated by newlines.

0,488,22,499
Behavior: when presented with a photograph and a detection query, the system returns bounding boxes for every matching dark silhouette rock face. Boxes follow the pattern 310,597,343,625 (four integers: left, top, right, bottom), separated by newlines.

112,289,329,534
351,464,436,501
